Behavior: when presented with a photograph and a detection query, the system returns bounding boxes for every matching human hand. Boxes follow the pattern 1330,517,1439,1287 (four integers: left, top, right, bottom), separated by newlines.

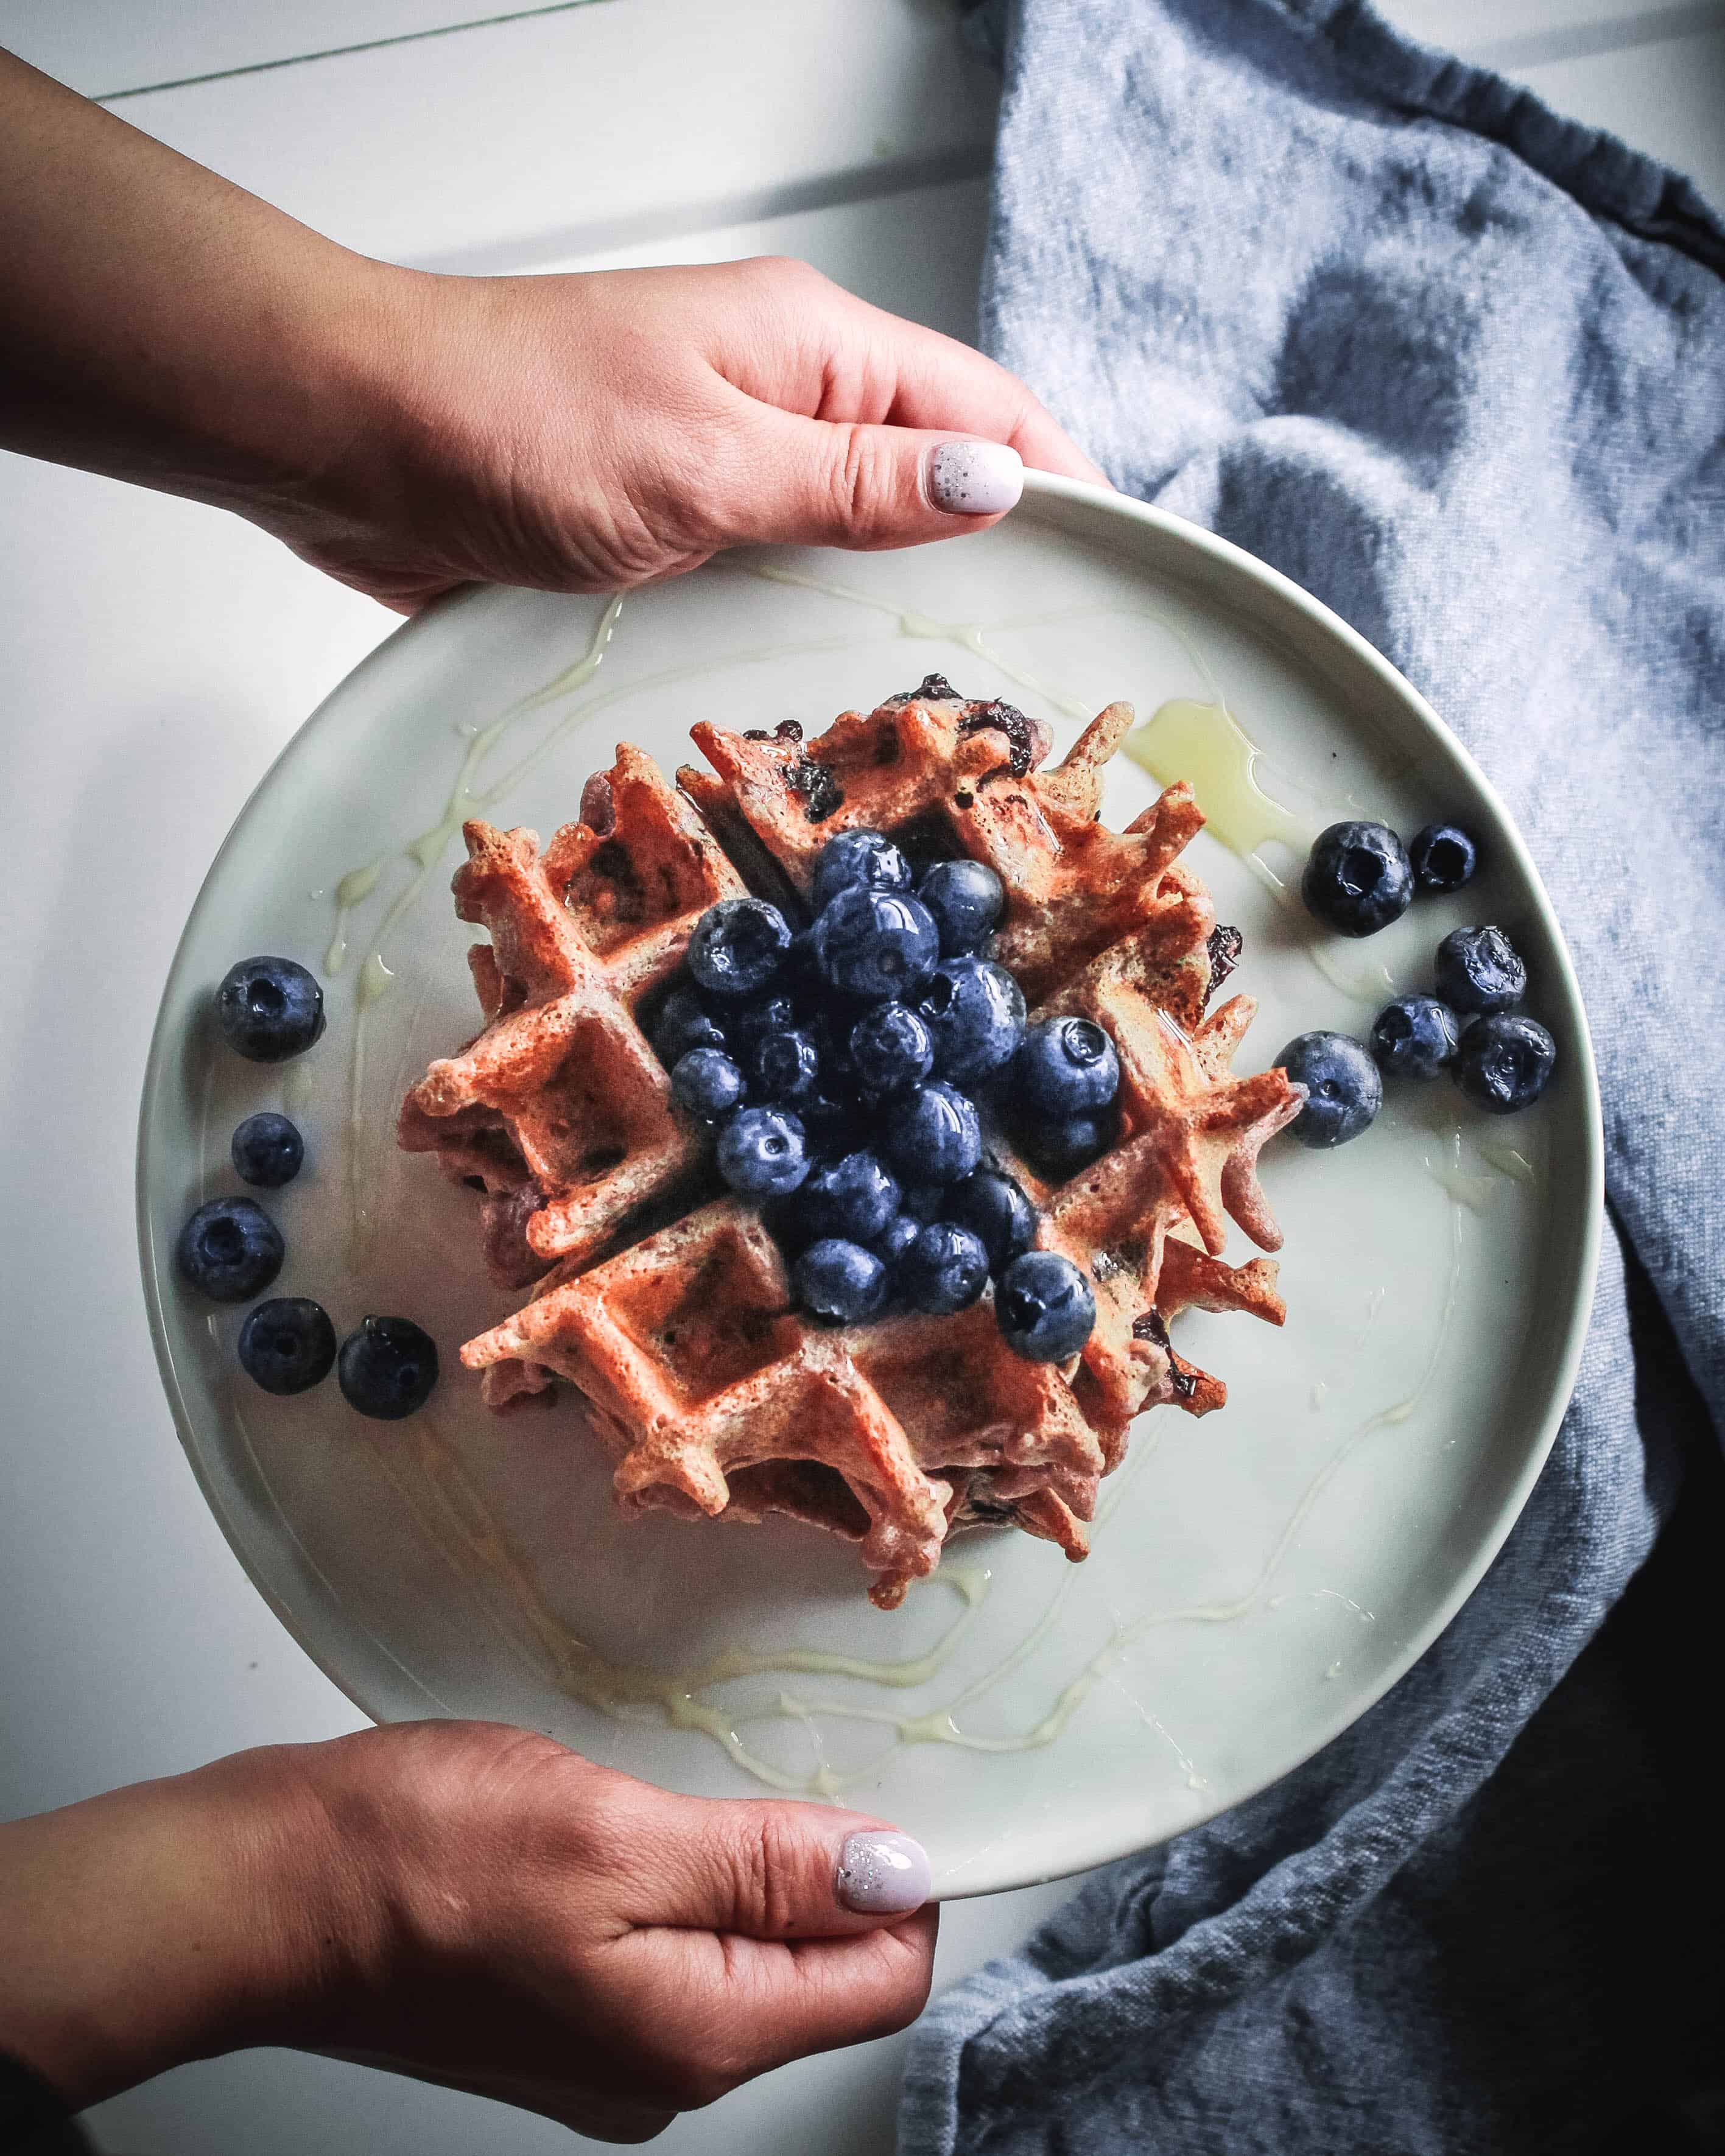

0,1721,936,2141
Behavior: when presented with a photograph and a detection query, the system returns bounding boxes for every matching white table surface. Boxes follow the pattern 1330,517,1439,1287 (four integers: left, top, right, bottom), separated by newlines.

0,4,1716,2151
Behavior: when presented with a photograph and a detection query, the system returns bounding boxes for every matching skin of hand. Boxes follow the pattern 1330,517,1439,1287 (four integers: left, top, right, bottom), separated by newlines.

0,49,1106,614
0,1721,938,2141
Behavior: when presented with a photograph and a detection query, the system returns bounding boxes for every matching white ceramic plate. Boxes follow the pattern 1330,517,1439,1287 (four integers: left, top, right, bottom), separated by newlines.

137,476,1600,1897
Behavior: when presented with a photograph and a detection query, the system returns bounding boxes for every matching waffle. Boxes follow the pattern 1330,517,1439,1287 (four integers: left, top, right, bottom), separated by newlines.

410,679,1300,1609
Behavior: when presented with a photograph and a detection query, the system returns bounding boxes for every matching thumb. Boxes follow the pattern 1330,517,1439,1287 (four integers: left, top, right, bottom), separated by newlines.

715,401,1025,552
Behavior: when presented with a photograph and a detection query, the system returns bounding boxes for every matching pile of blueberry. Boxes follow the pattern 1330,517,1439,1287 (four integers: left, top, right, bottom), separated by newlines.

1282,819,1558,1148
656,831,1100,1361
175,955,440,1418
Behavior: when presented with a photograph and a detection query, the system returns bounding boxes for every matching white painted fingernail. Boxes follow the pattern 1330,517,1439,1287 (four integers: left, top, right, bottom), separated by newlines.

836,1830,933,1914
925,440,1024,517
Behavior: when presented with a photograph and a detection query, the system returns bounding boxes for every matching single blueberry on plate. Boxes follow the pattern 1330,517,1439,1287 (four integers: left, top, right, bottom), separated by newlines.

176,1195,285,1302
216,957,326,1062
945,1168,1038,1274
231,1111,304,1187
1020,1106,1119,1179
884,1082,982,1187
813,886,940,1002
652,983,726,1067
811,828,913,911
717,1106,810,1196
687,897,792,999
797,1150,902,1245
1278,1031,1383,1148
337,1315,440,1420
795,1237,890,1324
1016,1016,1120,1115
1453,1012,1556,1113
898,1222,991,1316
850,1000,934,1093
870,1212,922,1270
1369,994,1460,1081
1435,924,1527,1014
672,1046,747,1120
917,957,1026,1084
748,1025,822,1104
918,858,1005,955
1409,821,1478,894
1300,822,1414,938
996,1251,1095,1362
238,1297,337,1396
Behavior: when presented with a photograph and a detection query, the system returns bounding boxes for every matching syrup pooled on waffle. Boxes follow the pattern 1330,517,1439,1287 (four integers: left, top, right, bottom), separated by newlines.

400,678,1300,1608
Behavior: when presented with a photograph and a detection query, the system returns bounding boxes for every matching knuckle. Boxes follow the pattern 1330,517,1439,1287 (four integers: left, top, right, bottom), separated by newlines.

827,426,892,537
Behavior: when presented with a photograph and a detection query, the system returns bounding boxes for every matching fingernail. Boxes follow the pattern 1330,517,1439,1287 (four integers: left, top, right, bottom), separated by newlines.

925,440,1024,517
836,1830,933,1914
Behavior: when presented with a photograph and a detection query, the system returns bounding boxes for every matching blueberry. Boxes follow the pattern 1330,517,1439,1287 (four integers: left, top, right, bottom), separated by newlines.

672,1047,747,1120
1278,1031,1382,1148
996,1251,1095,1361
231,1111,304,1187
811,829,913,911
1435,925,1527,1015
896,1223,991,1316
747,1025,821,1105
1453,1012,1556,1114
1369,994,1460,1081
717,1106,810,1197
1409,821,1478,894
652,982,726,1067
850,1001,933,1093
946,1168,1038,1273
901,1183,947,1224
238,1297,337,1396
1016,1016,1120,1115
795,1237,890,1324
813,887,940,1003
175,1196,284,1302
1020,1106,1119,1178
337,1315,440,1420
918,859,1005,955
1301,822,1414,938
796,1150,902,1244
687,897,792,1000
883,1083,982,1187
216,957,325,1062
730,993,799,1050
870,1212,922,1270
917,957,1027,1084
795,1092,862,1157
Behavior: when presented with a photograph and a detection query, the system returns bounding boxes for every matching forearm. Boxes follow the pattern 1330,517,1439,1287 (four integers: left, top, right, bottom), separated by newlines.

0,49,401,518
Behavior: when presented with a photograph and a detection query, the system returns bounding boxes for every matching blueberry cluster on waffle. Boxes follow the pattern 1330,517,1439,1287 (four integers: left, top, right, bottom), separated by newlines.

399,678,1299,1608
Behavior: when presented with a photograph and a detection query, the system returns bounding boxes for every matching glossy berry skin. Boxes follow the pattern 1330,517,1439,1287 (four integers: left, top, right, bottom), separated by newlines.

686,897,792,1000
652,983,726,1068
1024,1108,1118,1179
1453,1012,1556,1114
1369,994,1460,1082
918,858,1005,955
795,1237,890,1324
748,1026,821,1104
813,886,940,1003
797,1150,902,1245
917,957,1026,1084
730,993,798,1050
231,1111,304,1188
898,1223,991,1316
216,957,326,1062
945,1168,1038,1275
811,829,913,912
1409,821,1478,894
175,1196,284,1302
717,1106,810,1197
1301,822,1414,938
849,1001,933,1094
996,1251,1095,1362
337,1315,440,1420
1016,1016,1120,1115
671,1047,746,1120
1279,1031,1383,1148
238,1297,337,1396
1435,925,1527,1015
884,1082,982,1187
870,1212,922,1270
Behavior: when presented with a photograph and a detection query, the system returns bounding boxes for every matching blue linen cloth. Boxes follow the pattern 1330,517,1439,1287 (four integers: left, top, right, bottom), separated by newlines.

901,4,1725,2149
